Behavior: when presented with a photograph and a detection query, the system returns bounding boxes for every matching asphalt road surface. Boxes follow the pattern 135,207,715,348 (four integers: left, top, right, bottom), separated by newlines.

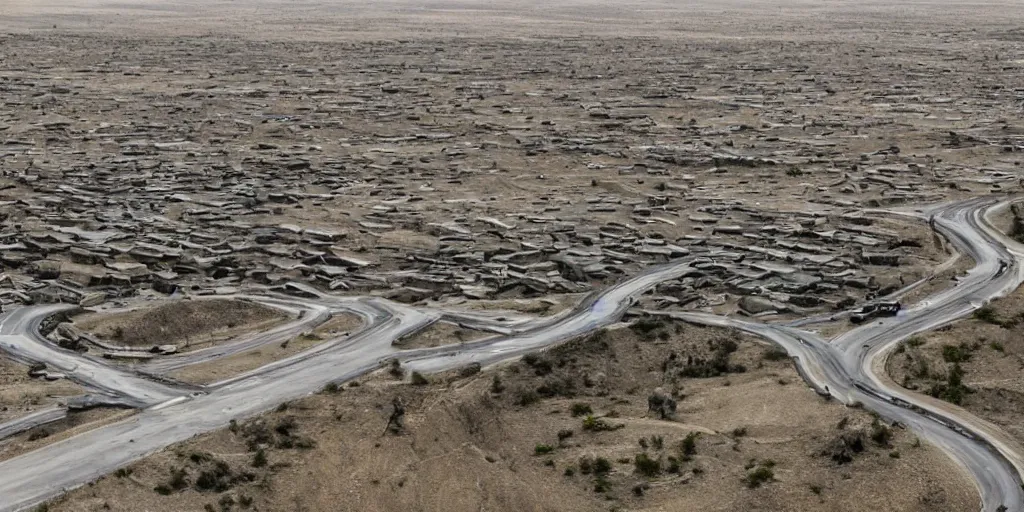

0,196,1022,511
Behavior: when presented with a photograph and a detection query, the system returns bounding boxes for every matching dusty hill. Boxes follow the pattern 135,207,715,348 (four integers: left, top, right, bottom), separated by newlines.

888,287,1024,446
46,320,975,512
74,299,287,350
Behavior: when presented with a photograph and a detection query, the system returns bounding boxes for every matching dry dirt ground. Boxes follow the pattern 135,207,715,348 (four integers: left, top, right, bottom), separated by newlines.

46,321,974,512
0,408,133,464
394,321,487,349
2,0,1023,511
167,312,364,385
0,358,82,424
73,299,287,351
888,287,1024,446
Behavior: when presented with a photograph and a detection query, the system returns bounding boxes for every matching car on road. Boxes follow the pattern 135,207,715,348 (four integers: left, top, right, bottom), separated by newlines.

850,301,901,324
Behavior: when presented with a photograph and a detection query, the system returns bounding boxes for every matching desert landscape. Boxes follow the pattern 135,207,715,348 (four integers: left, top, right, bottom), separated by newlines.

1,0,1024,511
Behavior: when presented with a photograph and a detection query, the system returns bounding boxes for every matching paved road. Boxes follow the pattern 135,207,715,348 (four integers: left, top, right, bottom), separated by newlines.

0,305,187,408
0,197,1022,511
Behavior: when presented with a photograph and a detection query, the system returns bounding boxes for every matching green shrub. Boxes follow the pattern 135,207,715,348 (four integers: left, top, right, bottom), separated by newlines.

744,466,775,488
582,415,621,432
634,453,662,477
252,449,268,468
514,388,539,406
680,432,700,459
870,422,893,447
410,371,429,386
974,306,1000,325
941,343,973,363
535,444,555,455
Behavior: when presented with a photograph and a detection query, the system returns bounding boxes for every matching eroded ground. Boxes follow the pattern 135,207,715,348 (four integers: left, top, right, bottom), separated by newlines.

73,299,288,352
2,0,1024,510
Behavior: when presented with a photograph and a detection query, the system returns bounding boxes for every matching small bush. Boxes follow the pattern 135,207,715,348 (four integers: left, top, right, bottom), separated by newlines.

252,449,268,468
680,432,700,459
168,467,189,491
941,343,973,364
410,372,429,386
490,375,505,394
762,348,789,361
870,422,893,447
744,466,775,488
630,318,665,337
582,415,621,432
514,388,539,406
522,354,553,376
557,429,574,442
634,453,662,477
732,427,748,438
974,306,1000,325
651,435,664,450
535,444,555,455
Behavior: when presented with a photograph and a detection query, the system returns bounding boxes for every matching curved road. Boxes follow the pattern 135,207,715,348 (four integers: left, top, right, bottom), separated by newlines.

0,196,1021,511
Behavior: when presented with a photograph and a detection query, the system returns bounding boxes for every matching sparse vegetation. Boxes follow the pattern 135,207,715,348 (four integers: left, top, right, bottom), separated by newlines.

941,343,974,364
557,429,574,442
762,347,789,361
252,449,268,468
410,371,429,385
928,363,972,405
974,305,1000,325
870,420,893,447
680,432,700,460
634,453,662,477
744,464,775,488
582,415,622,432
570,402,593,417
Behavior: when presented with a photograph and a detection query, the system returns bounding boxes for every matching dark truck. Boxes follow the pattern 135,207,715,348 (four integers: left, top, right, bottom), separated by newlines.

850,301,901,324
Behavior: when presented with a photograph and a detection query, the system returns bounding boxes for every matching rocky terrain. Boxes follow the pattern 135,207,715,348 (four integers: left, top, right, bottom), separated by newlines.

2,0,1024,510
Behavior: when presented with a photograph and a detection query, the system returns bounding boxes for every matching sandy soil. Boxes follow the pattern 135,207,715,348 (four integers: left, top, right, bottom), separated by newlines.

0,358,83,424
394,321,487,349
74,299,288,351
167,313,363,385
